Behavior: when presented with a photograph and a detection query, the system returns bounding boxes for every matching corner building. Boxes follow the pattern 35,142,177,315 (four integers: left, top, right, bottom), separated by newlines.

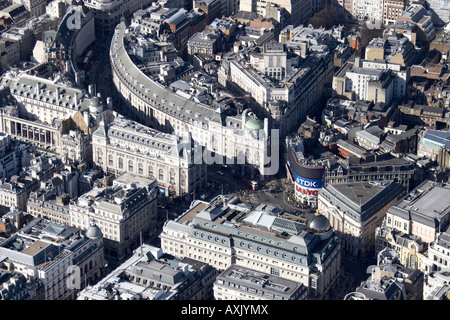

160,195,342,299
110,22,274,179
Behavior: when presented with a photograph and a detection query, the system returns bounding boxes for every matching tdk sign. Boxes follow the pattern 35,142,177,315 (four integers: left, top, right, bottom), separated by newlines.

295,175,322,189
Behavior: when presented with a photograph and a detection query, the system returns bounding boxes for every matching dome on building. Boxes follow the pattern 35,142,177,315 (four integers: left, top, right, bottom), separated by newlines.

89,96,100,107
89,96,103,113
85,218,103,239
307,211,331,235
245,118,264,130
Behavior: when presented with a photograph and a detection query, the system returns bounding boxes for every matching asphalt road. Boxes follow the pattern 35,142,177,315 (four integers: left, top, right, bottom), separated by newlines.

204,166,306,214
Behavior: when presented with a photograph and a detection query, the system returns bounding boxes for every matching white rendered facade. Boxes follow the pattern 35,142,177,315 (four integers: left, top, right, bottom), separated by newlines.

238,0,310,26
318,180,405,257
0,180,28,212
69,173,159,262
427,0,450,24
0,218,104,300
91,115,207,197
353,0,384,23
382,180,450,244
423,227,450,274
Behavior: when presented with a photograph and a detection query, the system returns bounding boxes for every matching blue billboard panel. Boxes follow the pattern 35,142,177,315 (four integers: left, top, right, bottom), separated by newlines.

294,174,322,189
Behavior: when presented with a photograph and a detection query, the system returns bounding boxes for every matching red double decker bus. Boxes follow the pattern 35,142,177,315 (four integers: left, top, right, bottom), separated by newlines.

242,178,258,190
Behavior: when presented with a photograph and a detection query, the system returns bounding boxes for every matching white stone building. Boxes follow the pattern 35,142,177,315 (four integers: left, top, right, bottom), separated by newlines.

0,217,105,300
83,0,153,35
110,22,277,179
213,264,308,300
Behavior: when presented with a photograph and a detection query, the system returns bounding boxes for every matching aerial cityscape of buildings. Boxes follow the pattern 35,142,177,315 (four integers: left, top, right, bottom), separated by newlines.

0,0,449,304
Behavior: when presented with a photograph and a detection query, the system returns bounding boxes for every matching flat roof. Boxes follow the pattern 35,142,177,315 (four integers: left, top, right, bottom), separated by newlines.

21,240,51,256
388,181,450,227
177,201,209,225
330,181,394,208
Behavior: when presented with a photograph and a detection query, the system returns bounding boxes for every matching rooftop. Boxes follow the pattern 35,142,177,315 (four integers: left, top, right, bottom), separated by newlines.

169,195,338,264
216,264,306,299
321,180,405,223
78,244,203,300
111,22,245,130
388,180,450,228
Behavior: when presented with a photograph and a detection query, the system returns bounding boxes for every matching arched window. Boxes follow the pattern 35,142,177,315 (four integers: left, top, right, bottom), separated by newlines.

128,160,134,172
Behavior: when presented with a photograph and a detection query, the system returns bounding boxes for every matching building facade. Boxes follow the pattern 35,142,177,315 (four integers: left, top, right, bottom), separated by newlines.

238,0,311,26
91,115,207,198
214,264,308,300
78,244,218,300
83,0,153,35
160,195,342,299
69,173,159,262
375,180,450,271
110,22,275,179
0,217,105,300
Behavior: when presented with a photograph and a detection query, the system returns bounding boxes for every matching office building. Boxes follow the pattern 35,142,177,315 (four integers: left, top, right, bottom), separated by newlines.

424,0,450,25
424,268,450,299
332,61,395,105
91,115,207,198
214,264,308,300
375,180,450,271
111,21,275,179
345,248,424,300
318,180,405,257
83,0,152,35
383,0,406,25
160,195,342,299
78,244,218,300
69,173,159,262
0,217,105,300
365,36,417,68
238,0,311,26
221,41,333,136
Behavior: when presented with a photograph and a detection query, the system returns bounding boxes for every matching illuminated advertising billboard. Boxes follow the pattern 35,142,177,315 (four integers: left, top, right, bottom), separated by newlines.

294,174,322,197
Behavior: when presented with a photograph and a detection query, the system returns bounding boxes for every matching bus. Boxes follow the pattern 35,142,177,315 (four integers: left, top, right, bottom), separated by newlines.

82,50,93,68
242,178,258,191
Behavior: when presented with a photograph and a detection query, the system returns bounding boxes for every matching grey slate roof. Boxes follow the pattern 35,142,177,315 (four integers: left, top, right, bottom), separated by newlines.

110,22,244,130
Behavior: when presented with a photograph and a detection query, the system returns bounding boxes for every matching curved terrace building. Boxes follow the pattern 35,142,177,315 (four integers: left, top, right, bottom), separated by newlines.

110,22,276,178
